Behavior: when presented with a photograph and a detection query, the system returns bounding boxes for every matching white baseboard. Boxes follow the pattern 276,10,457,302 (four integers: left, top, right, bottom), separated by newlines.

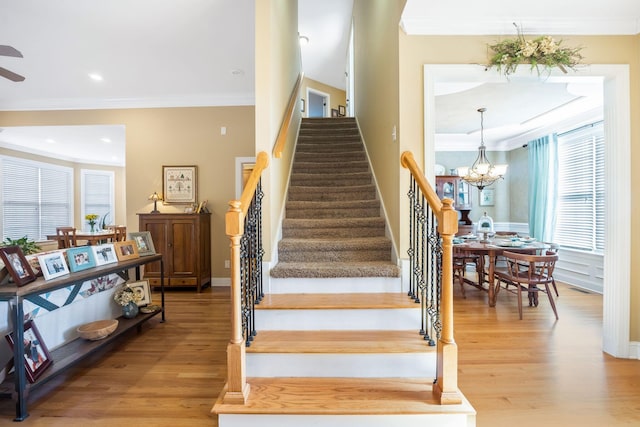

629,341,640,359
211,277,230,286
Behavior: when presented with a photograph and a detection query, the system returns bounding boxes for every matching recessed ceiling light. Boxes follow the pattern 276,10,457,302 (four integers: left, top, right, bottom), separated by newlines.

88,73,103,81
45,138,56,144
100,137,112,143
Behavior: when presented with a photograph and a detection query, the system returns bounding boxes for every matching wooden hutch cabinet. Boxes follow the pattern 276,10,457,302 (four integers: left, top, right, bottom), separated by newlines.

138,213,211,292
435,175,473,233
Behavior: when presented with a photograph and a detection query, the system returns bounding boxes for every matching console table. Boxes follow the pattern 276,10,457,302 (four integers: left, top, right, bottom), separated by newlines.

0,254,165,421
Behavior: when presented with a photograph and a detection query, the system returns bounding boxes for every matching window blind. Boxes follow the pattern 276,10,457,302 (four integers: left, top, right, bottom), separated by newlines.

81,170,114,230
1,157,73,241
555,121,604,252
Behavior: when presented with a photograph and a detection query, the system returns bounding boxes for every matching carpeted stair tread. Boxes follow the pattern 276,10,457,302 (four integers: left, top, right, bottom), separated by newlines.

279,236,391,251
295,152,366,163
283,217,385,229
282,218,385,239
290,171,372,186
270,261,401,278
272,117,397,278
286,200,381,219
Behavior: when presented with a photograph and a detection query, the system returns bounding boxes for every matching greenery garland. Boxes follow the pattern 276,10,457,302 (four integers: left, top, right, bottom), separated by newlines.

487,24,583,76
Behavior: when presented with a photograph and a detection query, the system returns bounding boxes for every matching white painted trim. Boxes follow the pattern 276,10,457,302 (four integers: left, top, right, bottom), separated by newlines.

424,64,631,358
629,342,640,360
401,17,640,36
0,93,255,112
211,278,231,286
305,87,331,118
235,156,256,199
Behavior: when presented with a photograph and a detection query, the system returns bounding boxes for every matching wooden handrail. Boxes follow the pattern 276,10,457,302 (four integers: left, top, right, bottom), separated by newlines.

221,150,269,405
400,151,443,213
273,72,304,159
238,151,269,216
401,150,461,405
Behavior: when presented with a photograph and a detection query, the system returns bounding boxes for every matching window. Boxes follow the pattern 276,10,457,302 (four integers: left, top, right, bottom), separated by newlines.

1,156,73,241
554,121,604,253
81,169,114,231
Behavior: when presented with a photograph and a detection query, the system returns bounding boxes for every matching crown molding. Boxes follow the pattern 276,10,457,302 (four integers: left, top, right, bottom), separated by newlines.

0,93,256,112
401,17,640,36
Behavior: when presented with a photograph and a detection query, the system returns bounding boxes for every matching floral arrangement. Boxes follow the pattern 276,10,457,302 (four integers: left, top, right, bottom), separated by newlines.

85,213,99,230
487,24,583,76
113,284,142,306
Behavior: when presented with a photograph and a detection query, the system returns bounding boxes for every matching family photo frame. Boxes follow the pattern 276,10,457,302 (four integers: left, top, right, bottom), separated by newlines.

128,232,156,257
65,246,96,273
128,280,151,306
91,243,118,266
0,245,37,287
6,320,52,383
114,240,140,261
163,165,197,204
37,251,69,281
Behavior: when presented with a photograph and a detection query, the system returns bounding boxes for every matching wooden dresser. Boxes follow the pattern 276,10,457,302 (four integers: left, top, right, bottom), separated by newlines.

138,213,211,292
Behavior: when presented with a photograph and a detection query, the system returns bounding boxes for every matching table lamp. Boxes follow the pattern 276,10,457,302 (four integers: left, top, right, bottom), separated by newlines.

148,192,163,213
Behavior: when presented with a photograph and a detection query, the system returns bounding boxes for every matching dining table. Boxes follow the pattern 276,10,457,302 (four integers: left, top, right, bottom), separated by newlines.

453,238,549,307
46,230,116,247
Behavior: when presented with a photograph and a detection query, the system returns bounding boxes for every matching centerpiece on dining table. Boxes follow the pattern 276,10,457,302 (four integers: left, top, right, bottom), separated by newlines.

85,213,99,233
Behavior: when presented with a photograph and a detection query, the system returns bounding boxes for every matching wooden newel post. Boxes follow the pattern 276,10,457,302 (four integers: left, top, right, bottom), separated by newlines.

222,200,250,404
434,198,462,404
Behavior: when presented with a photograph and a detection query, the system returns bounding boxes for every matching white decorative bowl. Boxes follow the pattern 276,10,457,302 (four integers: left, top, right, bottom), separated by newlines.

77,319,118,341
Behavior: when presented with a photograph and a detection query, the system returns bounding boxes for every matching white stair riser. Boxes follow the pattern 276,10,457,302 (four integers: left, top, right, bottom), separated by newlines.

256,308,421,330
267,277,404,294
219,413,475,427
247,353,436,378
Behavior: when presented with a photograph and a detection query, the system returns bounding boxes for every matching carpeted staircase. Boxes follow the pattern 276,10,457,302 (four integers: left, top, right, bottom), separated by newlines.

270,117,400,279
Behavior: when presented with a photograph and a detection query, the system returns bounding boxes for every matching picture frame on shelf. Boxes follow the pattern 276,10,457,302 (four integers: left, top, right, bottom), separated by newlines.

480,188,495,207
338,105,346,116
163,165,197,204
114,240,140,261
91,243,118,266
65,246,97,273
0,245,37,287
6,320,53,383
128,232,156,257
37,251,69,281
331,108,339,117
128,280,151,306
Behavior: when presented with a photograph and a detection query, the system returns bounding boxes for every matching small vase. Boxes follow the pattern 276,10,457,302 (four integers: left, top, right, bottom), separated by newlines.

90,223,96,233
122,302,139,319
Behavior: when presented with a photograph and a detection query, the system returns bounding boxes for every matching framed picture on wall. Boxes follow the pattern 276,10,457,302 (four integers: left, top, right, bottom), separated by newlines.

338,105,346,116
480,188,495,206
163,165,197,204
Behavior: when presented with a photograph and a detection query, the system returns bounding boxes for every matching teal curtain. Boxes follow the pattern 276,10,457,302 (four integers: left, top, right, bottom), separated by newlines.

528,134,558,241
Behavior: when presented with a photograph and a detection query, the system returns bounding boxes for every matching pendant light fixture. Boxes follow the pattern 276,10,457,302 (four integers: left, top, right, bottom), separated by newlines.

457,107,508,191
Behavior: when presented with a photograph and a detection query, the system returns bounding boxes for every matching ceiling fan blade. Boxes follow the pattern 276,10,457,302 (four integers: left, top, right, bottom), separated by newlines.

0,66,25,82
0,45,23,58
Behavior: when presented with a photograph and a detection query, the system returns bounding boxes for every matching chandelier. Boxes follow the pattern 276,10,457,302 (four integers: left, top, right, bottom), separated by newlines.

457,107,508,191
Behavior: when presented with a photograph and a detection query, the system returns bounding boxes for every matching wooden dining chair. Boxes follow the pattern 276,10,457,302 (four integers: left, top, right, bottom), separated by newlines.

494,250,559,320
540,242,560,297
107,225,127,242
56,226,77,249
453,246,482,298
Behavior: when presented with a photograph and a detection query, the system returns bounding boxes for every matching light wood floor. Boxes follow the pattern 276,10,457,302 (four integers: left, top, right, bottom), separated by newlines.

1,282,638,426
